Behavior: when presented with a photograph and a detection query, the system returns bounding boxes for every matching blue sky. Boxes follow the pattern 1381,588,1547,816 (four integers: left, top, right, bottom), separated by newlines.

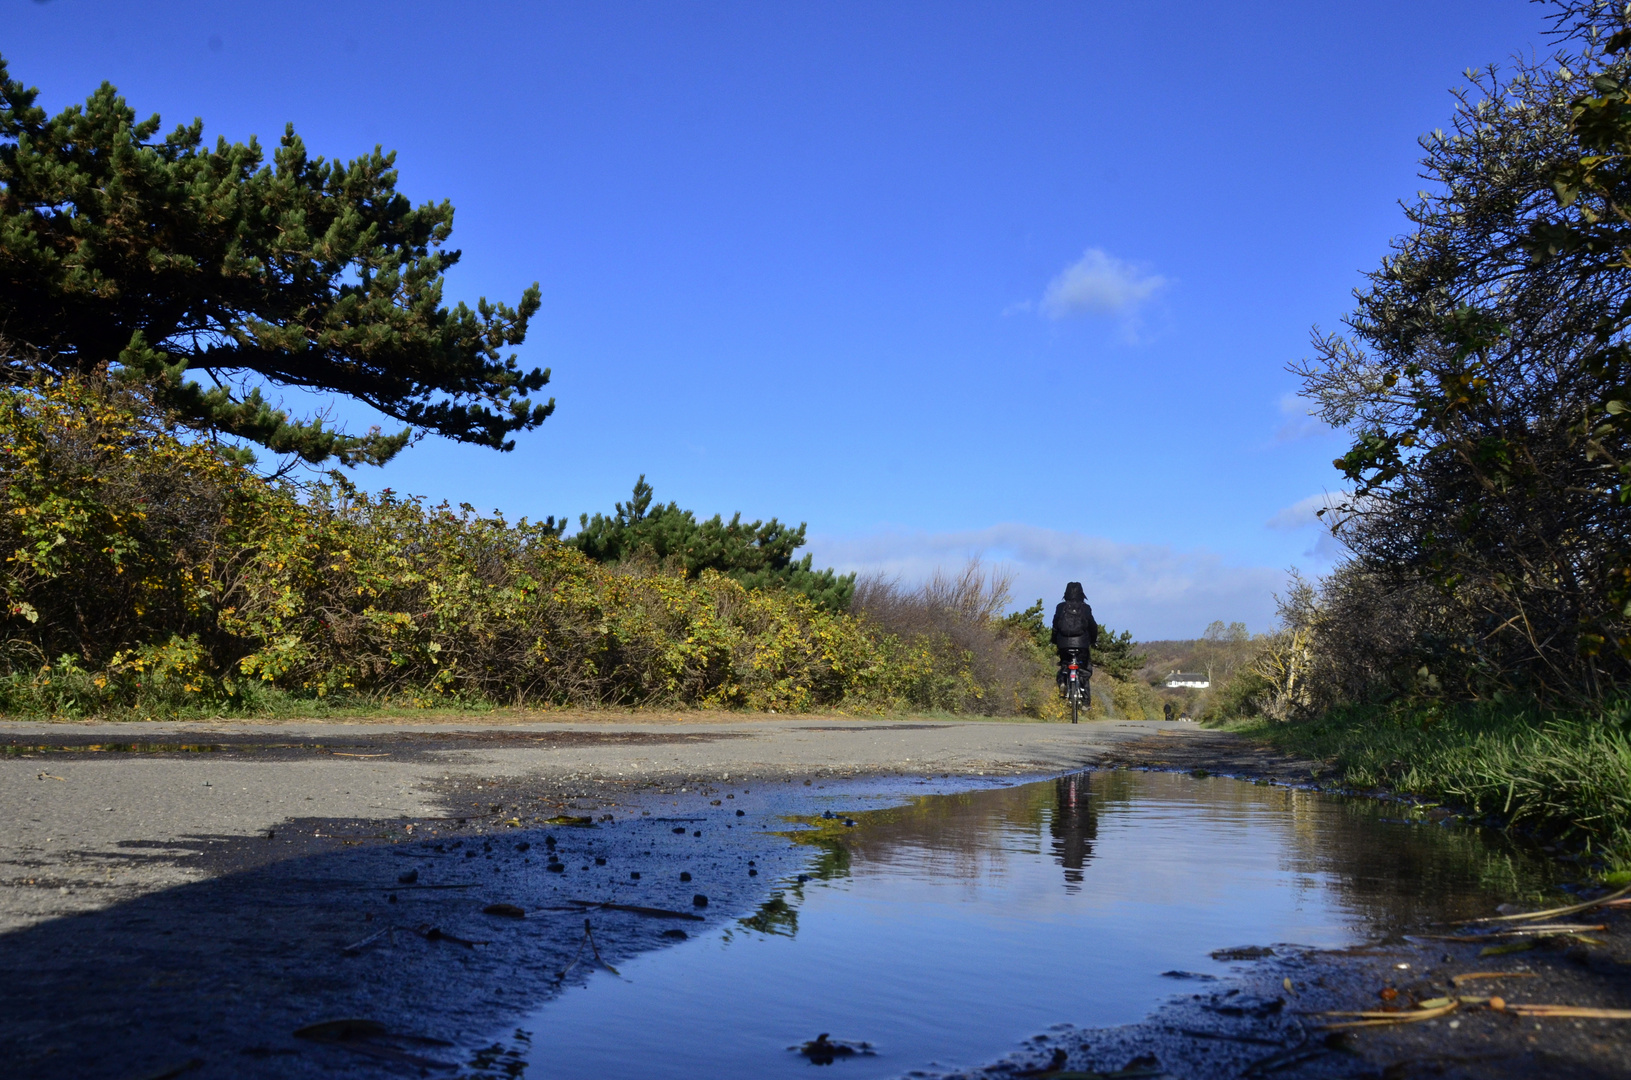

5,0,1549,637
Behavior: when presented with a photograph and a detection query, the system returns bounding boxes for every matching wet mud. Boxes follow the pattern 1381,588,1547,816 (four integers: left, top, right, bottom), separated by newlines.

2,726,754,762
1,776,824,1079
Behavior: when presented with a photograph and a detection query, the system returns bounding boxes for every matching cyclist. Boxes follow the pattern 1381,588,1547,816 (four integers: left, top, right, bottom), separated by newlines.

1050,582,1098,698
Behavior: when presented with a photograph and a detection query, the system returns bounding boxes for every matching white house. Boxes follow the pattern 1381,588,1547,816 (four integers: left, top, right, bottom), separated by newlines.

1164,671,1209,689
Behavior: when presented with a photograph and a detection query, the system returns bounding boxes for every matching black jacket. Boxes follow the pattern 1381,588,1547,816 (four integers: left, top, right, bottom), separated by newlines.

1051,584,1098,654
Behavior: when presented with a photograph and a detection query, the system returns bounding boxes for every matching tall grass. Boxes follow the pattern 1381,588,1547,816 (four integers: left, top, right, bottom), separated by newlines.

851,562,1058,718
1241,700,1631,868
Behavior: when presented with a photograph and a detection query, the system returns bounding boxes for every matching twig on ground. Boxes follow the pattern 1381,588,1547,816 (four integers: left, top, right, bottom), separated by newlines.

1459,884,1631,924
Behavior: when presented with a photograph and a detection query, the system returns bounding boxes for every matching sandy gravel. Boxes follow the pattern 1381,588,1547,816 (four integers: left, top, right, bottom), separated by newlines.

0,714,1180,933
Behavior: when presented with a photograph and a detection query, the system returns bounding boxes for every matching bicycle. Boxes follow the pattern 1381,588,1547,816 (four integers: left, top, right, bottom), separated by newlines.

1058,649,1089,724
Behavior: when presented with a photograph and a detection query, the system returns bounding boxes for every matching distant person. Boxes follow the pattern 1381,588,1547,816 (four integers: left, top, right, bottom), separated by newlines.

1050,581,1098,690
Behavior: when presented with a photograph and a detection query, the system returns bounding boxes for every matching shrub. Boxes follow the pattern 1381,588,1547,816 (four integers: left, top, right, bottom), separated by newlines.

0,378,1031,718
851,562,1059,718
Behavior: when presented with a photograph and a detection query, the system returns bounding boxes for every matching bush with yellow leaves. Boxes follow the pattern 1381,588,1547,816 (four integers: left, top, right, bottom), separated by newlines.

1,378,1035,718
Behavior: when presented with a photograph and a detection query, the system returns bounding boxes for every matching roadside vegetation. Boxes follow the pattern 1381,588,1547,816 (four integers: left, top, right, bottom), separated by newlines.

1199,2,1631,870
0,374,1061,719
1234,702,1631,872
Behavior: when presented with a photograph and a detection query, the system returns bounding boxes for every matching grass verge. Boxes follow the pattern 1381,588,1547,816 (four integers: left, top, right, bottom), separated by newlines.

1228,700,1631,874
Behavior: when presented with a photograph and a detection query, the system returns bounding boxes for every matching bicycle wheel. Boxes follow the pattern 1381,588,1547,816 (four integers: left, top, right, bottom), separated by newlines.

1070,692,1079,724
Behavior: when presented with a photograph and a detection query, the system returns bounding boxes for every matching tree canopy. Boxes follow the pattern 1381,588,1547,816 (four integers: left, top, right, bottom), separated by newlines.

567,476,856,611
1294,2,1631,699
0,55,551,466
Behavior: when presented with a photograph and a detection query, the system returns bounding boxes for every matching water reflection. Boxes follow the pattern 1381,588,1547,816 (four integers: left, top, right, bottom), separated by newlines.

1050,773,1097,890
497,770,1561,1080
771,769,1556,936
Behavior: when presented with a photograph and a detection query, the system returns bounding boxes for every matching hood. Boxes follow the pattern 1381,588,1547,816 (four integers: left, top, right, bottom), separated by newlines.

1063,581,1085,603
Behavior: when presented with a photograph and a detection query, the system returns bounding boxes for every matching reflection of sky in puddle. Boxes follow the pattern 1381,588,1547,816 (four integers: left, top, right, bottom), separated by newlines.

497,771,1553,1080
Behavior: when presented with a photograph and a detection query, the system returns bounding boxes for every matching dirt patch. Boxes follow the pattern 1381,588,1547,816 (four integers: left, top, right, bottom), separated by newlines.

1,727,752,762
964,914,1631,1080
1096,727,1331,785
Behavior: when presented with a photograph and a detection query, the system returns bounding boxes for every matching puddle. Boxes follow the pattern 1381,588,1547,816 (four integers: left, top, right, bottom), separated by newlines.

2,741,228,755
474,770,1558,1079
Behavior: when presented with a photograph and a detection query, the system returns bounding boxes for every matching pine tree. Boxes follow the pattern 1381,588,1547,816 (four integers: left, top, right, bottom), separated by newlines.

568,476,857,611
0,56,552,466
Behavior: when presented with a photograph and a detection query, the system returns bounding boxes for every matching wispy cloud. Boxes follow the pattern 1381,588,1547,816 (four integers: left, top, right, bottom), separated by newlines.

1273,392,1327,443
805,524,1284,641
1267,492,1352,561
1038,248,1167,319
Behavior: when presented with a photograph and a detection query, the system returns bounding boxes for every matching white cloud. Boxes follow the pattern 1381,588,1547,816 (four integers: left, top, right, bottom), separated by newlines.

804,523,1285,641
1273,392,1326,443
1266,492,1344,530
1039,248,1167,319
1267,492,1353,561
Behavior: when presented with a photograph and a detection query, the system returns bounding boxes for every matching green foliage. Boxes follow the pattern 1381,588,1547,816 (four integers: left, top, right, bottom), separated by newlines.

0,55,550,467
568,476,855,612
1200,666,1276,724
1246,698,1631,867
0,381,1036,719
1293,10,1631,700
1001,599,1051,652
1094,626,1146,681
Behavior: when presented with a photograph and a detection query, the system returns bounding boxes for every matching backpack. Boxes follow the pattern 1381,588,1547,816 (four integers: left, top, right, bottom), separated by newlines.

1054,602,1091,638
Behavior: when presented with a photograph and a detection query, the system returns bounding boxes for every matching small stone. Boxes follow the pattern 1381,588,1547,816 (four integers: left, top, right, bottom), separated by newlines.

662,929,687,939
692,894,708,908
398,869,419,884
630,871,641,880
595,856,606,865
672,827,686,834
516,842,531,852
693,830,701,837
547,863,565,873
736,809,745,817
680,871,692,882
749,869,758,876
387,893,398,904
